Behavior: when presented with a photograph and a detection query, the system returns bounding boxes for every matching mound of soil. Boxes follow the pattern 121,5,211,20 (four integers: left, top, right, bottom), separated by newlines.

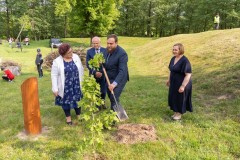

0,60,20,67
0,60,21,75
115,124,158,144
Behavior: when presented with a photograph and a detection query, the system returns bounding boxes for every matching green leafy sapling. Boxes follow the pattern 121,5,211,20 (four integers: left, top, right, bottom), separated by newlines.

78,52,118,155
88,52,105,70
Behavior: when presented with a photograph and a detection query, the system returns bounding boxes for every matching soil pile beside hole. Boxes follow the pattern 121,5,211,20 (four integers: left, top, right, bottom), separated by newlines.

84,153,107,160
115,124,158,144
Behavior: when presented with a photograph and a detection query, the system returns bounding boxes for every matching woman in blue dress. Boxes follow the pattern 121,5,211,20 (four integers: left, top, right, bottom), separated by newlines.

166,43,193,120
51,43,84,125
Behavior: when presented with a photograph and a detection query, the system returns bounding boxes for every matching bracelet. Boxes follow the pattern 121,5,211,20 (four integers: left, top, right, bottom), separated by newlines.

181,84,185,87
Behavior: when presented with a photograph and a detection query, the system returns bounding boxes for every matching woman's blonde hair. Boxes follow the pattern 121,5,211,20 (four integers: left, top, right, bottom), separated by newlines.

173,43,184,55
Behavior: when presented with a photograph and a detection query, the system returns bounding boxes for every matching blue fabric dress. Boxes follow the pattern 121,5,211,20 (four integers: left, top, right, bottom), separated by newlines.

168,55,193,114
55,60,82,109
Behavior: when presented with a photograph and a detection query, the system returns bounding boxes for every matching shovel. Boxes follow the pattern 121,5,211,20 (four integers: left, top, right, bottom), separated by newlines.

102,66,129,121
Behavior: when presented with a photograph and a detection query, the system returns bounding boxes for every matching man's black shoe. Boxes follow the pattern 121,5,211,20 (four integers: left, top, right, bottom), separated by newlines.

102,105,107,109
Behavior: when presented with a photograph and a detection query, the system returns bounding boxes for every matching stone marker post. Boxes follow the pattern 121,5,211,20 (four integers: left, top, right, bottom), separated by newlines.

21,77,42,135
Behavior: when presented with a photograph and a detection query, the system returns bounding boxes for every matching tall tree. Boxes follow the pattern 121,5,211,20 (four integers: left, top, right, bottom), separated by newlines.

55,0,76,38
69,0,123,41
1,0,240,39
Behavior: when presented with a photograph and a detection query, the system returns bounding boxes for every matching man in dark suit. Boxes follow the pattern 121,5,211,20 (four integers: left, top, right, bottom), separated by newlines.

104,34,129,110
86,36,107,110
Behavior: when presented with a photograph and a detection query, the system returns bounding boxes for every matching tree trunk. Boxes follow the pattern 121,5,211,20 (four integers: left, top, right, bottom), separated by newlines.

125,7,128,36
174,2,182,35
89,33,94,47
147,1,152,37
187,9,194,33
159,19,164,37
6,0,10,37
64,15,67,38
16,25,24,41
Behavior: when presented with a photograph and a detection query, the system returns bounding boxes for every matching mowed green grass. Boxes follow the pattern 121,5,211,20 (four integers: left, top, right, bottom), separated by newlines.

0,29,239,160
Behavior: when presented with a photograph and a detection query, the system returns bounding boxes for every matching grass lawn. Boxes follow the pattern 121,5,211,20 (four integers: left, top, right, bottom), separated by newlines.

0,30,239,160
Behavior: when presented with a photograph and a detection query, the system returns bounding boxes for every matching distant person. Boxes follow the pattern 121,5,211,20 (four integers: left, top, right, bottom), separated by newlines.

8,37,13,47
17,41,21,48
1,67,15,82
16,40,22,52
35,48,43,78
86,36,107,110
214,13,220,30
166,43,193,120
51,43,84,125
24,36,30,45
104,34,129,110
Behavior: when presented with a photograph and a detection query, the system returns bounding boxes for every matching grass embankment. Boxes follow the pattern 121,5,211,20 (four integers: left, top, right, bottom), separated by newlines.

0,30,239,159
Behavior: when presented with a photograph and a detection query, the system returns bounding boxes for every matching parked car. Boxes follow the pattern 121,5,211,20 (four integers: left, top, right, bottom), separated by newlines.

49,38,62,48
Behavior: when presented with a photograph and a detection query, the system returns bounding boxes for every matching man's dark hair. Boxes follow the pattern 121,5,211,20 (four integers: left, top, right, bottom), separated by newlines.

107,34,118,43
1,66,5,71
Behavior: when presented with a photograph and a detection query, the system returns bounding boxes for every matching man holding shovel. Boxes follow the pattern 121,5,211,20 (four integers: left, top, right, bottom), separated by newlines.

104,34,129,112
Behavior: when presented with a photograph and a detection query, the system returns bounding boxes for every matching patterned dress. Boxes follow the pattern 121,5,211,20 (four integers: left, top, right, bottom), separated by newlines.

55,60,82,109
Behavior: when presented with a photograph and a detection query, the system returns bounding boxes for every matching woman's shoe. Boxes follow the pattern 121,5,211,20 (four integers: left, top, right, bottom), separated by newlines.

102,104,107,109
173,114,182,120
171,112,177,118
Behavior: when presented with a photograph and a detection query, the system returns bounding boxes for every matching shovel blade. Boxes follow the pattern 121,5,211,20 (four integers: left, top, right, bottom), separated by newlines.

113,103,129,121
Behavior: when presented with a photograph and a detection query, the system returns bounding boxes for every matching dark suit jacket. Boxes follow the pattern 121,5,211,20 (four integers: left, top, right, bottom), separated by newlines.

104,45,129,86
86,47,107,77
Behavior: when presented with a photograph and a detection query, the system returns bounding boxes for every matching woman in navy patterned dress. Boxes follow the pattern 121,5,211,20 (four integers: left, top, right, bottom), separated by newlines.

166,43,193,120
51,43,84,125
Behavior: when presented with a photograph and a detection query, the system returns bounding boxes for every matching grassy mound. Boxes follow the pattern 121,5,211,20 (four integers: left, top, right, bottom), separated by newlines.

0,30,239,159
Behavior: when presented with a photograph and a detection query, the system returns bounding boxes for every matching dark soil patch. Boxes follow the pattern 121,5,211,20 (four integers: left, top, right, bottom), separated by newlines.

114,124,158,144
84,153,108,160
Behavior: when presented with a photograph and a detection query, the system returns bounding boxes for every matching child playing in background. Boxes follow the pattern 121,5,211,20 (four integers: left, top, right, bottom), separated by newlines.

35,48,43,78
1,67,15,82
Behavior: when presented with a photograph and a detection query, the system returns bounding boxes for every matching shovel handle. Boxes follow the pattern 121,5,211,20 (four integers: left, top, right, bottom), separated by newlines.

102,65,114,94
102,65,120,110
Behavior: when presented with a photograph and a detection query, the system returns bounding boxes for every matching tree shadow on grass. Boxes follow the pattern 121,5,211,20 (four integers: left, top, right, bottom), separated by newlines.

12,140,85,159
192,64,240,123
118,74,239,124
118,75,172,123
